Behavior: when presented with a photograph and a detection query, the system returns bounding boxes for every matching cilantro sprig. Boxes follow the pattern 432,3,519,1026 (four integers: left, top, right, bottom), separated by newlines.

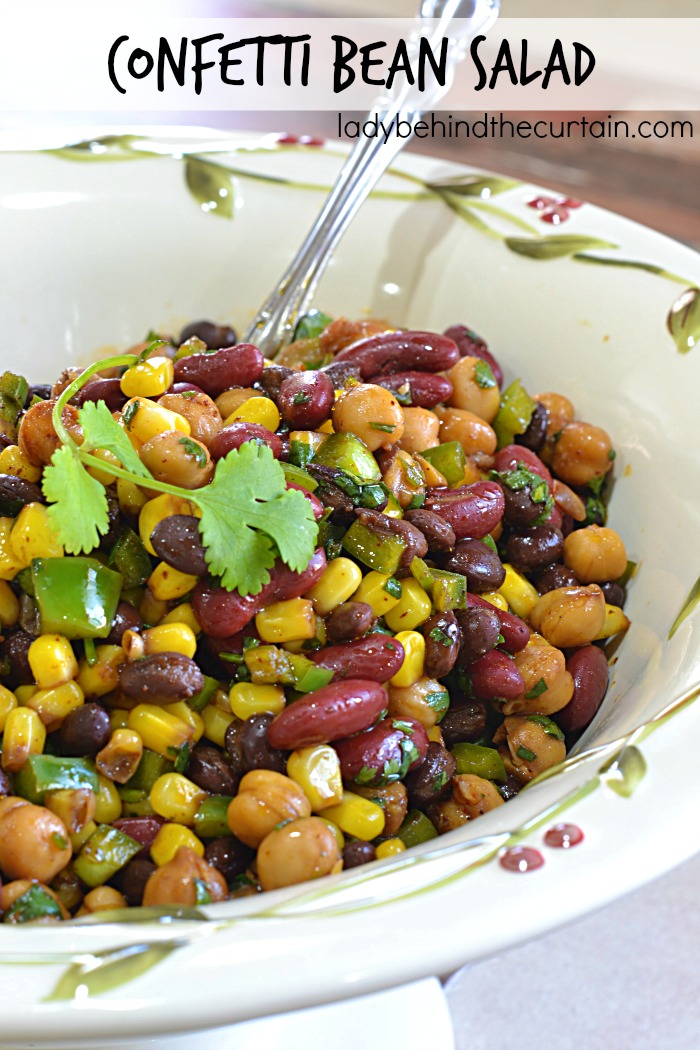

42,354,318,595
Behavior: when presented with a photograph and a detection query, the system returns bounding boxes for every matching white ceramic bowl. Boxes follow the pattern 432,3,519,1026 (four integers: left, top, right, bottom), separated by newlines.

1,129,700,1049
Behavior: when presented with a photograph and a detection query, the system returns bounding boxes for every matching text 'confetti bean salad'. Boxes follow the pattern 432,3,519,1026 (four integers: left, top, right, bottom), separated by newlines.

0,312,630,921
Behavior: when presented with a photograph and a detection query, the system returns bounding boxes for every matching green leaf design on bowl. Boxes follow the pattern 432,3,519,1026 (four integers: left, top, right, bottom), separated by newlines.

45,941,181,1001
600,745,647,798
426,174,521,198
668,574,700,639
505,234,618,260
48,134,146,162
667,287,700,353
185,157,234,219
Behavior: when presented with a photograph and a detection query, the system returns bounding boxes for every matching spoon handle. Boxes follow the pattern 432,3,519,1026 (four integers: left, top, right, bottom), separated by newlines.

244,0,500,357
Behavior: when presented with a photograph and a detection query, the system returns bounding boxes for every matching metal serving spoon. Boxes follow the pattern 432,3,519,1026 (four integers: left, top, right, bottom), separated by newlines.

244,0,500,358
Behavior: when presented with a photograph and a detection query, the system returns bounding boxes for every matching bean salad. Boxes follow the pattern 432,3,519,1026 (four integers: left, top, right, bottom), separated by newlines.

0,313,630,921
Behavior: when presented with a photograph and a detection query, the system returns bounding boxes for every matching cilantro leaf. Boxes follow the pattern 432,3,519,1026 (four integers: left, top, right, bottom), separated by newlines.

78,400,151,479
42,445,110,553
192,441,317,595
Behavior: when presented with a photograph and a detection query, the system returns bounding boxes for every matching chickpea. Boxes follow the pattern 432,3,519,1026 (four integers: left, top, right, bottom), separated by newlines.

318,316,392,356
530,584,606,648
453,774,505,818
51,367,85,399
44,787,97,836
446,356,500,423
18,399,83,468
256,816,341,891
534,391,575,438
332,384,404,452
563,525,627,583
550,421,614,488
388,676,447,730
1,880,69,920
158,392,223,447
142,846,228,906
139,430,213,489
0,797,72,882
227,769,311,848
436,407,497,456
397,407,440,455
427,797,469,833
413,453,448,488
494,715,566,783
355,782,408,837
503,640,574,716
382,449,426,509
77,886,127,916
215,387,258,418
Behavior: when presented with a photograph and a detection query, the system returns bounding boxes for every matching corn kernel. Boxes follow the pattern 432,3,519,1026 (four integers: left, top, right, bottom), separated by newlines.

305,558,363,617
10,503,63,563
0,579,19,627
120,357,175,398
147,562,199,603
384,579,432,632
139,494,199,556
77,644,126,698
14,684,36,705
86,447,122,486
480,590,509,612
0,684,17,731
390,630,425,688
375,838,407,859
499,564,540,620
94,773,123,823
27,680,84,729
201,704,235,747
109,709,131,731
28,634,79,689
352,571,402,618
159,602,201,636
142,622,198,659
287,745,344,811
229,682,286,720
594,603,630,641
127,704,194,758
0,517,26,579
117,478,149,516
122,396,190,444
317,419,334,434
255,598,316,644
163,701,205,743
224,396,280,432
323,791,386,840
150,772,208,826
0,444,41,482
150,823,205,867
1,707,46,772
96,728,144,784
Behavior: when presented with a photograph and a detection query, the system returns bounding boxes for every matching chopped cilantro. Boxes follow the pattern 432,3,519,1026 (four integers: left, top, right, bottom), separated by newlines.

424,690,450,720
491,462,554,525
179,436,208,468
481,534,498,554
194,878,213,905
122,400,140,428
608,448,616,461
355,765,378,786
392,719,414,734
394,386,412,406
383,577,402,598
516,746,537,761
524,677,548,700
369,422,396,433
527,714,565,741
474,360,496,389
406,491,426,510
431,770,449,792
167,741,192,773
384,641,396,650
293,391,310,405
52,832,68,851
429,627,453,647
4,885,62,924
496,633,505,645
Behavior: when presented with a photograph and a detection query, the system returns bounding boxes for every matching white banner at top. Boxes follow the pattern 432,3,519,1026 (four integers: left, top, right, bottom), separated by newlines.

1,9,699,112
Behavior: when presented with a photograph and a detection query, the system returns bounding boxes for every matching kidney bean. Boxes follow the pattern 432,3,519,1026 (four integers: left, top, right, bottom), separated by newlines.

439,700,488,746
277,371,334,430
73,377,128,412
333,331,459,379
494,445,553,488
209,421,283,462
113,816,166,859
403,741,456,808
427,480,504,541
463,649,525,700
186,744,239,795
342,840,377,869
355,509,428,568
256,364,295,401
168,382,207,396
443,324,504,388
119,652,204,701
334,716,429,787
119,858,157,906
106,601,143,645
267,679,387,749
0,630,34,687
174,344,264,398
557,645,609,734
506,526,564,574
204,837,255,883
446,538,505,592
0,474,45,512
149,514,208,576
600,581,625,607
375,371,454,409
58,702,112,757
422,611,460,679
455,605,501,666
178,319,237,349
537,563,579,593
326,601,374,643
465,593,531,652
240,713,288,774
271,547,327,600
286,483,324,521
515,401,549,453
404,509,455,552
310,635,405,683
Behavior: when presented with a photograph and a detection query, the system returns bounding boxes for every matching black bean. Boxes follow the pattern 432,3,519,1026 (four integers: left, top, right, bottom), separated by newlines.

422,611,461,679
505,525,564,574
204,837,255,884
502,486,544,527
404,509,456,552
119,652,204,702
403,742,456,809
0,474,45,514
515,401,549,453
320,361,362,388
150,514,208,576
106,601,143,645
223,721,247,782
439,701,489,747
455,606,501,666
58,703,112,757
326,601,374,643
499,774,522,802
256,364,295,401
73,377,128,413
342,840,377,869
28,384,52,402
186,744,239,795
1,630,35,687
119,858,157,907
446,539,505,593
99,494,123,551
178,320,237,349
536,564,579,593
240,713,288,773
600,581,625,607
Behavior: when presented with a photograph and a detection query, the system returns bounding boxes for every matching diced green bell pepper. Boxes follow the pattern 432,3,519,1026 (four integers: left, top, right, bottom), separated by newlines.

493,379,536,449
73,825,142,887
187,675,220,713
31,556,123,639
281,463,319,492
398,810,439,848
410,557,466,611
313,433,381,483
342,518,406,575
123,748,173,794
193,795,234,839
451,742,507,783
12,755,98,804
418,442,467,487
109,527,152,590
